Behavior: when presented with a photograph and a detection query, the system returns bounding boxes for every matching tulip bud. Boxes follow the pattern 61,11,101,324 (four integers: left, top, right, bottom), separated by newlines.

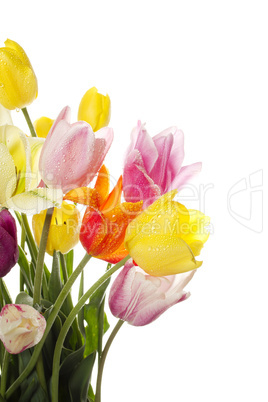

78,87,111,131
0,39,38,110
0,209,19,278
0,304,46,354
32,201,81,256
109,260,195,326
33,116,54,138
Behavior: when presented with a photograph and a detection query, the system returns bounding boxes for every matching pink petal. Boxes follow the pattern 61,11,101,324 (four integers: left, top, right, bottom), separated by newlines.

40,122,95,193
125,121,158,173
168,162,202,192
150,133,174,190
123,149,161,205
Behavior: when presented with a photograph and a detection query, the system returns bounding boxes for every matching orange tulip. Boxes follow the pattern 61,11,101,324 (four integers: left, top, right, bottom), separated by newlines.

64,165,143,263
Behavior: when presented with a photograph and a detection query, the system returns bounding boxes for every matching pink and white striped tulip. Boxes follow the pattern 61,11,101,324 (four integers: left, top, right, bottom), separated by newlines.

123,121,201,206
39,106,113,193
0,304,46,354
109,260,195,326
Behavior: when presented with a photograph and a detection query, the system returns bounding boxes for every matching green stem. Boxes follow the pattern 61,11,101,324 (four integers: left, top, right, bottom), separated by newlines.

50,255,130,402
5,253,92,400
20,213,38,265
95,320,125,402
0,350,9,398
35,353,48,396
33,208,53,306
20,223,26,292
21,107,37,137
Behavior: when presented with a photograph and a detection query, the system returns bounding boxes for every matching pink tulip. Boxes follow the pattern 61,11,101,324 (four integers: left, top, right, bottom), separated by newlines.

108,260,195,326
123,121,201,206
0,304,46,354
39,106,113,193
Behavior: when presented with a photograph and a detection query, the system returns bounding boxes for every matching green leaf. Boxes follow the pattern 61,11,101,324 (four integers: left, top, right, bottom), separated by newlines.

59,344,85,377
48,251,63,303
88,384,95,401
15,292,33,306
65,249,74,278
17,246,33,293
83,278,110,357
68,353,96,402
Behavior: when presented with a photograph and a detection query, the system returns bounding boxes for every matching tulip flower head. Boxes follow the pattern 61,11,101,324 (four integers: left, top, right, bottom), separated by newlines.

0,122,61,214
109,260,195,326
0,39,38,110
78,87,111,132
39,106,113,193
0,304,46,354
0,209,19,277
125,190,210,276
65,165,143,263
32,201,81,256
34,116,54,138
123,121,202,207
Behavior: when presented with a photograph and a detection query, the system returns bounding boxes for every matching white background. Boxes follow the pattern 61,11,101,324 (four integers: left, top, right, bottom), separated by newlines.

2,1,267,401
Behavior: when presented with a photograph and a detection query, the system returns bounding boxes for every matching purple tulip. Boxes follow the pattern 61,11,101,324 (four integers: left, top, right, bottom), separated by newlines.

123,121,201,207
0,209,19,278
109,260,195,326
39,106,113,193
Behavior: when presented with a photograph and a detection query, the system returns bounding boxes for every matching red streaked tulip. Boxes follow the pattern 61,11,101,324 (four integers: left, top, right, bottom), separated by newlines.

0,304,46,354
109,259,195,326
0,209,19,277
39,106,113,193
123,121,201,207
65,165,143,263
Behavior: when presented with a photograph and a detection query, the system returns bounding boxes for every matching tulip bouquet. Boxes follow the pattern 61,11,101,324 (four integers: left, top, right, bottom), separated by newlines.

0,39,210,402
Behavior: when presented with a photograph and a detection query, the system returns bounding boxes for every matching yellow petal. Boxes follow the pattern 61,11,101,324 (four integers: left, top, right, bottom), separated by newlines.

28,137,45,189
0,124,30,194
181,210,210,256
33,116,54,138
125,190,177,244
77,87,111,131
32,201,80,255
0,40,38,110
128,233,201,276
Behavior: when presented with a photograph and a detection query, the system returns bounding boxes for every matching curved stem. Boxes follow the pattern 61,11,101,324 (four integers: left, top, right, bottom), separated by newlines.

21,107,37,137
5,253,92,400
95,320,124,402
33,208,54,306
0,350,9,398
51,255,130,402
21,212,38,264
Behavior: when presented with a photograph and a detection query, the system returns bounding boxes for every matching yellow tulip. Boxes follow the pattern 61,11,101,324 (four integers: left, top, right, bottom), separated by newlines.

32,202,80,256
125,190,210,276
33,116,54,138
0,39,38,110
78,87,111,131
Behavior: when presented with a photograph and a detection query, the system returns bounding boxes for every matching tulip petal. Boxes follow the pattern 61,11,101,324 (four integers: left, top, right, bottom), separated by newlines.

125,121,159,173
109,263,195,326
0,143,16,205
181,210,210,256
150,133,174,191
64,187,101,208
94,165,110,203
125,190,177,245
100,176,123,216
169,162,202,191
6,188,62,214
0,304,46,354
123,149,161,204
0,104,13,125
